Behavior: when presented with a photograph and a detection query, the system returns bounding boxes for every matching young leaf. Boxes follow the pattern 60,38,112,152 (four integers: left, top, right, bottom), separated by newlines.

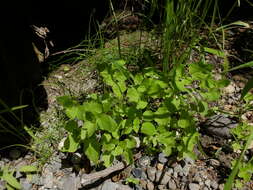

62,135,80,152
141,122,157,136
102,153,114,167
2,169,21,189
18,165,37,173
83,121,97,138
204,47,226,58
83,138,101,164
127,87,140,103
97,114,117,133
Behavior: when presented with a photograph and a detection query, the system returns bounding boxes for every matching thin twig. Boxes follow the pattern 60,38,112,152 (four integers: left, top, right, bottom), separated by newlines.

50,49,95,57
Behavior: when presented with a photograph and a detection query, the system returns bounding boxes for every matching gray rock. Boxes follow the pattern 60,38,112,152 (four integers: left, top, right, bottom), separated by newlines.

167,168,173,175
43,171,54,189
0,180,5,190
160,171,171,185
100,181,132,190
193,174,202,183
155,170,162,182
20,178,32,190
158,153,168,164
31,174,43,185
189,183,200,190
208,159,220,167
138,156,151,168
62,174,81,190
168,179,177,190
182,164,191,176
173,164,183,177
139,179,147,189
132,168,143,178
184,157,195,165
203,187,209,190
101,181,119,190
219,183,224,190
205,179,211,188
210,181,218,189
158,184,167,190
146,182,155,190
147,167,156,182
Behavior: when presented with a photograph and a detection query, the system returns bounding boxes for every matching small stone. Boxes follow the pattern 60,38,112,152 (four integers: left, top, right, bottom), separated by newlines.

160,172,171,185
43,171,54,189
174,164,183,177
9,149,21,159
209,159,220,167
132,168,143,178
138,156,151,168
203,187,209,190
156,163,164,171
189,183,200,190
182,164,191,176
147,167,156,182
139,179,147,189
218,184,224,190
184,157,195,165
146,182,155,190
20,178,32,190
223,84,235,94
101,181,119,190
168,179,177,190
63,175,81,190
210,181,218,189
155,171,162,182
158,153,168,164
205,179,211,187
167,168,173,175
158,184,167,190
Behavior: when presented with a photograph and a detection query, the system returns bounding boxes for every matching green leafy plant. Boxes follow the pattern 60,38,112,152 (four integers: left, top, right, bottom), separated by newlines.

57,57,228,167
0,165,37,190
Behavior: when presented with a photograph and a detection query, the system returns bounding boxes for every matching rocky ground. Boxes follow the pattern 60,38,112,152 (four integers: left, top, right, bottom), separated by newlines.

0,26,253,190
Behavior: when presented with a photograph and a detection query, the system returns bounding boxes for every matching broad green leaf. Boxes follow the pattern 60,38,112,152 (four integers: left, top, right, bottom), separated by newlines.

97,114,117,133
141,122,156,136
83,102,103,115
57,96,77,108
65,105,84,120
64,120,79,134
154,107,170,126
122,149,133,165
124,138,136,149
143,110,154,121
204,47,225,58
83,138,100,164
102,153,114,167
133,118,140,133
83,121,97,138
136,100,148,109
103,143,115,151
62,135,80,152
112,84,123,98
112,145,124,156
2,170,21,189
127,87,140,103
134,74,144,85
19,165,37,173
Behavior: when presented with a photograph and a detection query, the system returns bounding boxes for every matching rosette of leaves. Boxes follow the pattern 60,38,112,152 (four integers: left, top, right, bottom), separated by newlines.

58,59,229,167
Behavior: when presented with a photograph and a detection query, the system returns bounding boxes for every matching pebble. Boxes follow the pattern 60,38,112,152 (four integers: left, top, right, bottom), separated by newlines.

158,153,168,164
158,184,167,190
20,178,32,190
208,159,220,167
218,184,224,190
211,181,219,189
62,174,81,190
42,170,54,189
184,157,195,165
182,164,191,176
160,171,171,185
155,170,162,182
205,179,211,187
100,181,119,190
137,156,151,168
146,181,155,190
139,179,147,189
156,163,164,171
147,167,156,182
132,168,143,178
168,179,177,190
173,164,183,177
189,183,200,190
